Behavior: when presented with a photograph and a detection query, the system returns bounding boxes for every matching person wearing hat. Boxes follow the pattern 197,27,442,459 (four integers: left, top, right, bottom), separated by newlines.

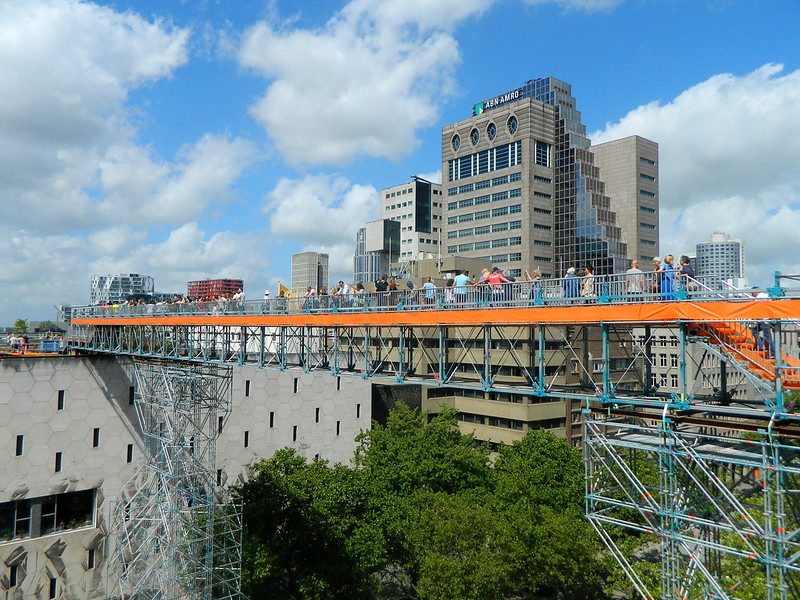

563,266,580,300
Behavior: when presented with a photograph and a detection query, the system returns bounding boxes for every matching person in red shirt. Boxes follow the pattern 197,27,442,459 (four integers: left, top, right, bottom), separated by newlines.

485,267,513,304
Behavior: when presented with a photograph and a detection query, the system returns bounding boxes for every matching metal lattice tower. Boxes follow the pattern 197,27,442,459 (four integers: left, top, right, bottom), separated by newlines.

108,359,242,600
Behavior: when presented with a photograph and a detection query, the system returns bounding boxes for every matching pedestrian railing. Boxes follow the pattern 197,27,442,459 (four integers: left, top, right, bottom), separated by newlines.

69,270,791,320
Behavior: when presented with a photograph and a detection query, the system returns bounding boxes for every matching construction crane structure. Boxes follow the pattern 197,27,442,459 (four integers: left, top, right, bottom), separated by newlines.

67,275,800,600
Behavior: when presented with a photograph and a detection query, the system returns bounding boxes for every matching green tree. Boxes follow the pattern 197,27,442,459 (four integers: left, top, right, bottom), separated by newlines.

237,449,380,599
353,402,490,497
13,319,27,334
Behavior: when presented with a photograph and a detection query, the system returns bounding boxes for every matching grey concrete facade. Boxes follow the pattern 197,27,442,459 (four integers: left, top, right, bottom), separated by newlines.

290,251,330,294
380,177,444,262
590,136,660,265
442,99,557,278
1,356,369,598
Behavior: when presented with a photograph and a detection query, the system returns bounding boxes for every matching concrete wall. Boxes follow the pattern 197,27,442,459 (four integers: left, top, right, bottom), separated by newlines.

0,356,370,598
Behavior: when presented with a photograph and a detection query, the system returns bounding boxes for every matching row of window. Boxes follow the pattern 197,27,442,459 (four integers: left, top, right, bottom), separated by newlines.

448,188,522,211
0,489,95,543
481,252,523,264
639,173,656,182
639,156,656,166
640,189,655,198
447,171,523,196
448,220,522,239
386,200,442,210
640,205,656,214
15,434,135,466
452,116,519,153
448,236,522,254
448,141,523,181
448,204,524,227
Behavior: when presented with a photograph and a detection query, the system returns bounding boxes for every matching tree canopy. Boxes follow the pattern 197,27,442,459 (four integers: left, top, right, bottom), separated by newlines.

236,403,610,599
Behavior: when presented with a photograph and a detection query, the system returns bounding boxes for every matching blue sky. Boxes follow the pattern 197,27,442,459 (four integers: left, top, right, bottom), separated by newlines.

1,0,799,323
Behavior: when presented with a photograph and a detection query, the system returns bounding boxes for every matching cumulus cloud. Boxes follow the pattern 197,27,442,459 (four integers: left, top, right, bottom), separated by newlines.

591,64,800,282
264,174,380,279
238,0,490,166
0,1,262,322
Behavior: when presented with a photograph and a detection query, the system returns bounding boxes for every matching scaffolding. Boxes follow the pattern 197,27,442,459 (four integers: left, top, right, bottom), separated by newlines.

67,297,800,600
109,359,242,600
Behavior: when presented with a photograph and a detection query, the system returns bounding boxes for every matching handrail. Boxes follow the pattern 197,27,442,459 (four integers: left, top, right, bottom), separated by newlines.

68,268,779,321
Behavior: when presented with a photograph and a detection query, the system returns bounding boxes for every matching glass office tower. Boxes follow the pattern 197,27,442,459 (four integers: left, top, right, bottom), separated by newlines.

445,77,630,276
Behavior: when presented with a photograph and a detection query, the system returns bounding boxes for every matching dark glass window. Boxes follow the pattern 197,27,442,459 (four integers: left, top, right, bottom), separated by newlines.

507,115,518,135
487,122,496,141
451,134,460,152
470,128,479,146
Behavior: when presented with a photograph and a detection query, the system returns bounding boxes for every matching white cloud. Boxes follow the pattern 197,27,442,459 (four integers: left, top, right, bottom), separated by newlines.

591,64,800,283
238,0,489,166
0,1,193,229
97,133,258,226
0,2,263,322
264,174,380,282
265,174,379,246
524,0,623,10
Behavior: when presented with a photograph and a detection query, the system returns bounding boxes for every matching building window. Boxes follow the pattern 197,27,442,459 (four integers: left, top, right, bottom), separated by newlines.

49,577,57,599
487,122,496,141
336,421,341,436
218,416,224,434
0,490,95,543
292,425,297,442
535,140,550,166
15,435,23,457
315,407,320,423
92,428,100,448
507,115,518,135
452,134,460,152
129,386,135,405
639,173,656,182
126,444,133,464
357,403,361,419
270,411,275,428
243,431,249,448
470,128,479,146
9,565,17,587
245,380,250,397
55,452,62,473
57,389,65,410
88,548,96,570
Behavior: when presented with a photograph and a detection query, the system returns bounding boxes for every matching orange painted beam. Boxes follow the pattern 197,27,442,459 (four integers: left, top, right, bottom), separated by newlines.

71,299,800,328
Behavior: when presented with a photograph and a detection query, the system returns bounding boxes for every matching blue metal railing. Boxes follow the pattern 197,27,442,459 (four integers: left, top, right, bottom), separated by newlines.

70,270,788,320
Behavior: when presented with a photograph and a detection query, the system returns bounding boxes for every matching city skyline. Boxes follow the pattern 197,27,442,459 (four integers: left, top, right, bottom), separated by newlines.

1,0,799,323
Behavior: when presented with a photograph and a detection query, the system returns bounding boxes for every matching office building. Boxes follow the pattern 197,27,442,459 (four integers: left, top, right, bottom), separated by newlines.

442,77,639,277
187,278,244,299
695,232,747,285
354,219,400,284
590,136,660,265
380,176,444,262
291,251,329,293
89,273,154,304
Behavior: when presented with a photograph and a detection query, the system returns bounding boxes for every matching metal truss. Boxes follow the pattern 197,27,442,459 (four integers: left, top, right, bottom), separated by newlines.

108,359,242,600
586,410,800,600
68,314,800,600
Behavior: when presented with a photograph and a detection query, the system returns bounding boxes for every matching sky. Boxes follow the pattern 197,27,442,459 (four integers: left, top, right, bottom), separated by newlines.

1,0,799,324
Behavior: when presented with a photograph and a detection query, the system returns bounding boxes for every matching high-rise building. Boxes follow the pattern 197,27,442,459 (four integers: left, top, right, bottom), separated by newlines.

590,136,659,265
442,77,643,277
695,232,746,285
379,176,444,262
89,273,154,304
291,251,329,293
354,219,400,284
187,278,244,299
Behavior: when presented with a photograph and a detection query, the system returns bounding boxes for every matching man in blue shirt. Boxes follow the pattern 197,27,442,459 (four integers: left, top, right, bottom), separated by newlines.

422,277,437,305
454,270,470,305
